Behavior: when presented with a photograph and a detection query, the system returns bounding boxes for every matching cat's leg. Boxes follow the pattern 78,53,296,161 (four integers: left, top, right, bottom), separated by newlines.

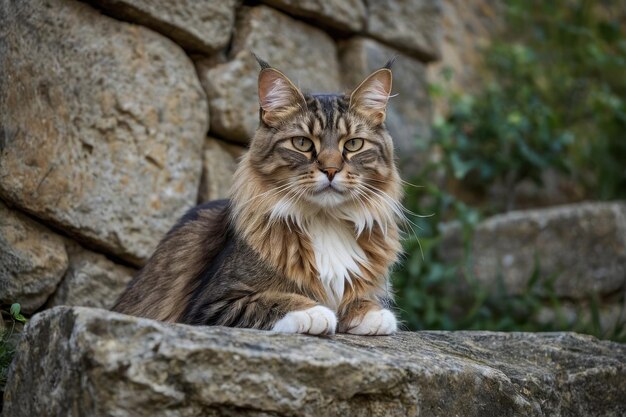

338,299,397,335
215,291,337,335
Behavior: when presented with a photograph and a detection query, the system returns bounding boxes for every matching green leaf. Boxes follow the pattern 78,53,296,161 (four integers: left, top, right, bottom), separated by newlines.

450,153,475,179
10,303,27,323
506,111,523,126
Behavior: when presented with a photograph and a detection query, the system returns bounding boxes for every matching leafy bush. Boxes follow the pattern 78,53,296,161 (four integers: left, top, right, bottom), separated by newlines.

429,0,626,208
504,0,626,200
430,67,573,211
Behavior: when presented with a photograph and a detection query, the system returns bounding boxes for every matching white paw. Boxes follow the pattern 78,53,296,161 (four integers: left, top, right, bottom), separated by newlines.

272,305,337,335
346,309,397,335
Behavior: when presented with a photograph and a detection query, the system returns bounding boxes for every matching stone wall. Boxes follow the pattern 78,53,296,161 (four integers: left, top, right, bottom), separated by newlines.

1,0,479,313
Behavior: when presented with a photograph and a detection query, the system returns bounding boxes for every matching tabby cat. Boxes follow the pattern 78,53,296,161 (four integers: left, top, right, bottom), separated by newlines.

113,57,404,335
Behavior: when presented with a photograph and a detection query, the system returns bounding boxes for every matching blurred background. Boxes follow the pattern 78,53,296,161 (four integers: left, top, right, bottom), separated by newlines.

1,0,625,394
393,0,626,342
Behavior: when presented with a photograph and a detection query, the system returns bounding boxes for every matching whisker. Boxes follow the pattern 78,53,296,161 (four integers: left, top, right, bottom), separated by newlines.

357,175,425,189
400,179,425,188
355,183,422,246
354,182,429,249
351,187,389,236
235,180,294,207
360,182,433,219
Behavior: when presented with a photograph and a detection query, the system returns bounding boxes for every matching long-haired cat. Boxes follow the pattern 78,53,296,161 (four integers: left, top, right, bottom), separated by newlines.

113,57,404,335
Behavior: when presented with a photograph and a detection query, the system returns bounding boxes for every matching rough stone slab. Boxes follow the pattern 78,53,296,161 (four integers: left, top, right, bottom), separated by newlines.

86,0,238,54
197,6,341,143
4,306,626,416
0,202,68,314
261,0,366,32
198,137,246,203
441,202,626,299
339,38,432,170
366,0,443,62
46,241,136,310
0,0,208,265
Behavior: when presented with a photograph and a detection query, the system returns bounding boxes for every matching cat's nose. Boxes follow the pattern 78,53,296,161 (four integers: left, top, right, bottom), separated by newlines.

322,167,338,182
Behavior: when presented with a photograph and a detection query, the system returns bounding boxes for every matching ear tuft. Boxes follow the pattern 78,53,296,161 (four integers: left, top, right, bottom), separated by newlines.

252,52,272,70
384,56,397,70
258,68,306,126
349,68,393,125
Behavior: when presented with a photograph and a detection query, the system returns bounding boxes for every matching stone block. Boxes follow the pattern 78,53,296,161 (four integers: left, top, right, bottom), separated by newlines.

441,202,626,300
366,0,443,62
47,242,136,310
0,0,208,265
427,0,503,93
261,0,366,32
86,0,238,54
4,306,626,416
0,202,68,313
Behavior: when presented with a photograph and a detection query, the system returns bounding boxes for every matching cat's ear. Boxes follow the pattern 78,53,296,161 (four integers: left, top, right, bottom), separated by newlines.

349,68,393,125
258,66,307,126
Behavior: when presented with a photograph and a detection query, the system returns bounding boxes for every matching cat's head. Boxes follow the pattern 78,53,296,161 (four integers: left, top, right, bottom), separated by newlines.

235,57,402,232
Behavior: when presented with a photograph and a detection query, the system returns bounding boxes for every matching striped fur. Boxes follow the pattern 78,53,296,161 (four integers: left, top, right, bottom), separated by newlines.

113,63,403,335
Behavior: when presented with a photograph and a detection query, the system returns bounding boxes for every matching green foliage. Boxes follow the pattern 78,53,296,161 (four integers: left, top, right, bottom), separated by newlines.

505,0,626,200
0,303,27,398
430,71,573,210
394,0,626,341
395,178,479,331
429,0,626,206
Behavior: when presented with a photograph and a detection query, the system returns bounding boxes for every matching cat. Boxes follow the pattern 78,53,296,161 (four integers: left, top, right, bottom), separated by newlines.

112,56,404,335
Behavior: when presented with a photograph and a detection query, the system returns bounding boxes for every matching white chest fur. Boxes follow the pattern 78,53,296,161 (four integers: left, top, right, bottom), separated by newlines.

307,217,368,309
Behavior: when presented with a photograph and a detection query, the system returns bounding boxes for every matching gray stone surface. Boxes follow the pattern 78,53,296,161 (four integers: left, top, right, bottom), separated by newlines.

0,202,68,314
366,0,443,62
261,0,366,32
441,202,626,299
198,137,246,203
86,0,238,54
46,242,136,310
340,38,432,169
427,0,503,94
0,0,208,265
4,306,626,416
197,6,341,143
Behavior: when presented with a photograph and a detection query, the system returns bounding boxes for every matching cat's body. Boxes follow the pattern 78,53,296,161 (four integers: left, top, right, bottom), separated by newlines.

113,60,403,335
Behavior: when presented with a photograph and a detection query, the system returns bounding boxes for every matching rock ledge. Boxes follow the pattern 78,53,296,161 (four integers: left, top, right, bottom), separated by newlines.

4,307,625,416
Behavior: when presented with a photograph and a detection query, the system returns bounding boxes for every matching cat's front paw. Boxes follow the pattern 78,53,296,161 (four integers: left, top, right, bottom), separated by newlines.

272,305,337,335
346,309,397,335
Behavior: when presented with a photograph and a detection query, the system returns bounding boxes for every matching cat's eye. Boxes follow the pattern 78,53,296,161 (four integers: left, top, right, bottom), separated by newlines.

292,137,314,152
344,138,364,152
